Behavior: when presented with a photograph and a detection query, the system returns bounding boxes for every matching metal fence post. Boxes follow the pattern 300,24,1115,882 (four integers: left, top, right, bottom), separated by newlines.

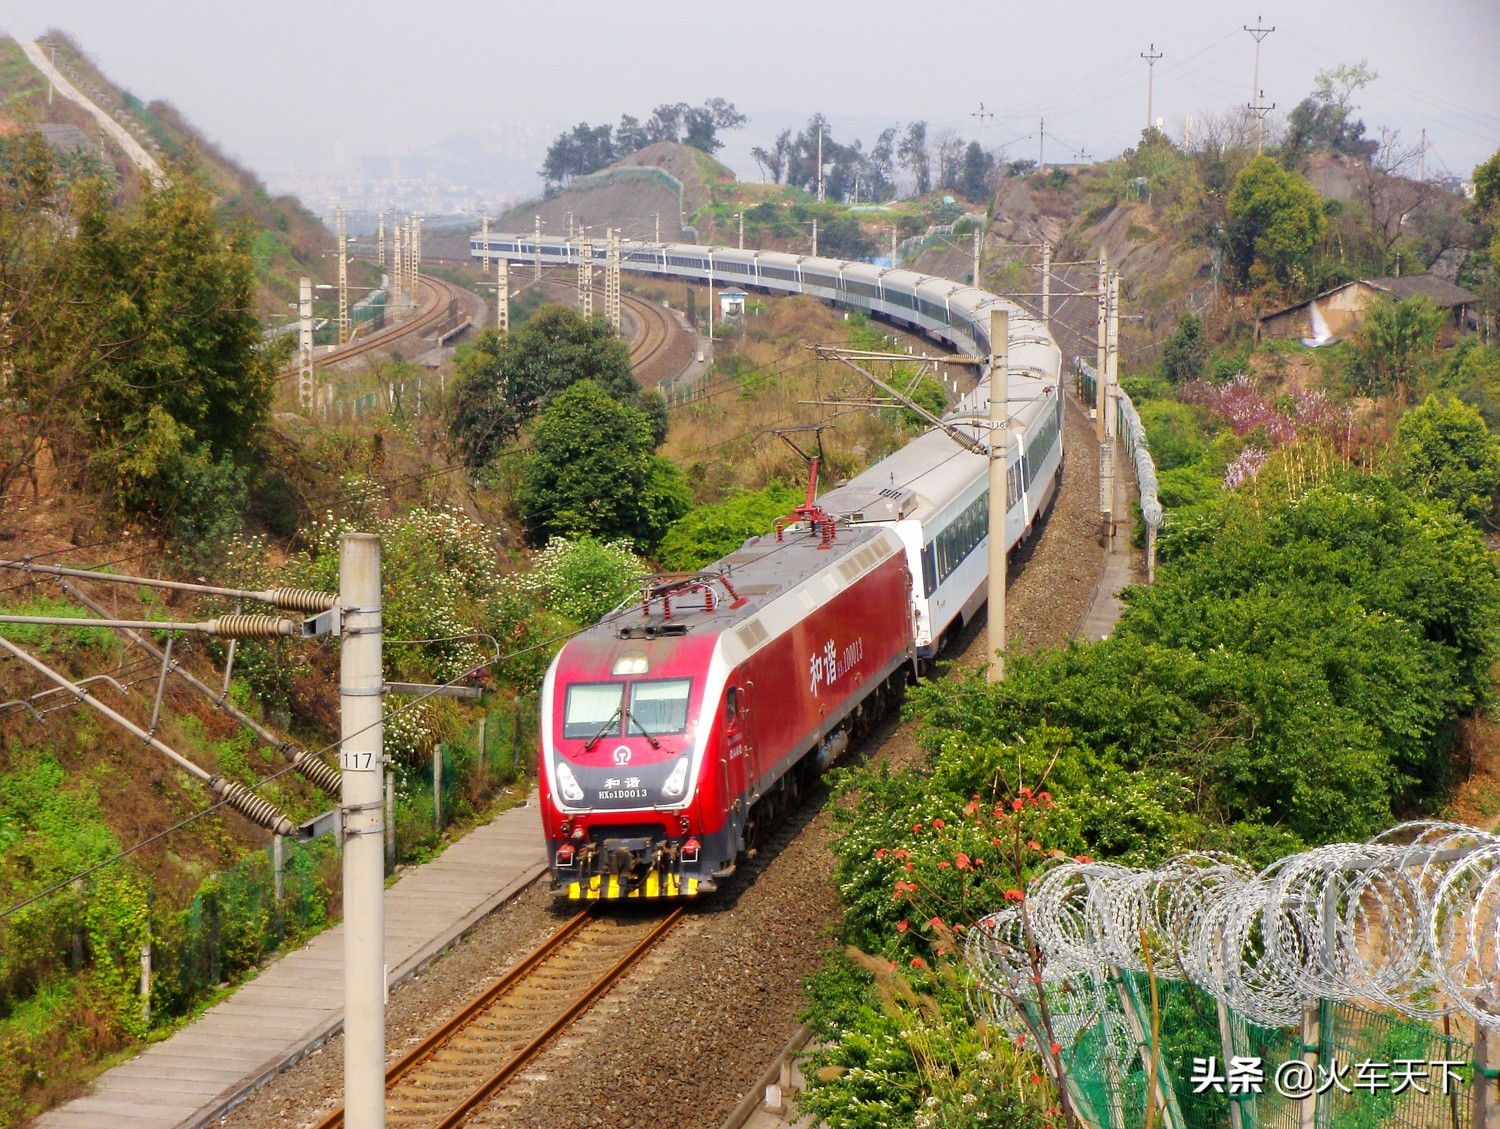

433,743,442,832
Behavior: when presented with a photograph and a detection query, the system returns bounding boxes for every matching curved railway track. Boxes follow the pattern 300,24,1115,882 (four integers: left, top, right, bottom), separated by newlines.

319,273,464,369
312,905,684,1129
621,290,675,372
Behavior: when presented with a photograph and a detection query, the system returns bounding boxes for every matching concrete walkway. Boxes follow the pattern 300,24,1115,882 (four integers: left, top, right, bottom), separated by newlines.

38,801,547,1129
1077,455,1145,642
20,40,166,185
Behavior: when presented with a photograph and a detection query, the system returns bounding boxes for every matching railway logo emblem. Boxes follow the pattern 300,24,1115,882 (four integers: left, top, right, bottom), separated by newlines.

612,745,632,765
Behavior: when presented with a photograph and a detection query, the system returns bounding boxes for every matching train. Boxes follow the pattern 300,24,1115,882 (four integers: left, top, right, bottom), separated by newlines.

475,235,1064,899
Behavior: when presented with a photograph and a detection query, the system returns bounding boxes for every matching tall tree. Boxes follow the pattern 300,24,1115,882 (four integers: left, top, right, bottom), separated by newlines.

449,304,642,470
517,380,689,553
898,121,931,195
1226,154,1327,291
1283,61,1380,162
958,140,993,202
1349,294,1446,405
1395,393,1500,526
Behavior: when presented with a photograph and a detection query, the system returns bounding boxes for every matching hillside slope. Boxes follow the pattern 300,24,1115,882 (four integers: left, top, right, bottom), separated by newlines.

0,31,375,314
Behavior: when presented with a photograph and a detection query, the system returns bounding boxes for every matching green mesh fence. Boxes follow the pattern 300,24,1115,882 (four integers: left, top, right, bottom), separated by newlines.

1012,974,1475,1129
0,697,535,1040
390,697,534,869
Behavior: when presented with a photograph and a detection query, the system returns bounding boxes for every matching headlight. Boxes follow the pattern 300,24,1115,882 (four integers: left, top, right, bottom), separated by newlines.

554,758,585,802
661,756,690,798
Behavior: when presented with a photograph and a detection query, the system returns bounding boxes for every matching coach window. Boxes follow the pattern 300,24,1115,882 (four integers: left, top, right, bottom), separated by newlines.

725,687,742,731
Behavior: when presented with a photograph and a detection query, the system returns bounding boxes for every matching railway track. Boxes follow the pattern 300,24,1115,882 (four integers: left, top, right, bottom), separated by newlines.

318,273,464,369
312,905,684,1129
622,290,675,372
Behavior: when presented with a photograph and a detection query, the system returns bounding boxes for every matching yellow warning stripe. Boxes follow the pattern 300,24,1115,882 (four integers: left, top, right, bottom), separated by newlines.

566,873,700,900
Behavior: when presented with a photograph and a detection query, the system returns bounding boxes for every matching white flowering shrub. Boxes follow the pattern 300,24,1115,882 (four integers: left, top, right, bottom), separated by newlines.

512,537,646,625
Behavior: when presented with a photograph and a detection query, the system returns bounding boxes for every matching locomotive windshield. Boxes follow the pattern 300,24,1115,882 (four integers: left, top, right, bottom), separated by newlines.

628,678,692,736
563,683,623,739
561,678,692,740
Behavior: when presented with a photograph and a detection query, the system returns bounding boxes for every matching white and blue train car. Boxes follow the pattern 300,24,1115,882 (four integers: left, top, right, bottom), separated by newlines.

817,377,1062,661
472,234,1066,658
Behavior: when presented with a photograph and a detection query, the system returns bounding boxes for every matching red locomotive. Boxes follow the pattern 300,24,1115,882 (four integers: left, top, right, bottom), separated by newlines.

538,497,915,899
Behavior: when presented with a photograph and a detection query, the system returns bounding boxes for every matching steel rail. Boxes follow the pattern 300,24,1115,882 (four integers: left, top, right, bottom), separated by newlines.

313,904,685,1129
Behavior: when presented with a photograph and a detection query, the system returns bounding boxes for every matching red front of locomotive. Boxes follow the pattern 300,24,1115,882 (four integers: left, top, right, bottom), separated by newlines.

539,528,915,899
539,630,736,898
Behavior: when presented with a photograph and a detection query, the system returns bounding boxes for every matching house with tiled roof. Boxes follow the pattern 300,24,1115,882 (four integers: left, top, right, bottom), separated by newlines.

1258,275,1480,346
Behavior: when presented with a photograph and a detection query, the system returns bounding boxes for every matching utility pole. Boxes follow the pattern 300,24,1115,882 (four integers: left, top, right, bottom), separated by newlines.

481,215,489,274
987,308,1008,683
1141,44,1163,131
1041,242,1052,327
1096,252,1107,443
339,533,385,1129
972,225,982,287
890,226,898,266
1039,117,1046,173
606,229,621,331
655,212,660,243
411,215,422,305
299,276,315,413
1249,91,1277,155
336,206,350,346
377,211,385,269
738,211,744,250
707,250,715,347
578,233,593,319
1245,17,1275,151
971,102,995,151
496,257,510,333
1103,271,1121,543
817,121,825,204
393,220,404,312
534,215,543,284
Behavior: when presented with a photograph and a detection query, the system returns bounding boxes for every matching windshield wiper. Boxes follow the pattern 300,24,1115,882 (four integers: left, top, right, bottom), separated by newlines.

626,709,662,749
583,706,622,751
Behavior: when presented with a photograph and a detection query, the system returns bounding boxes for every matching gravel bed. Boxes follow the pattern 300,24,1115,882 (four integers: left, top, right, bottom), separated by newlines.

216,398,1104,1129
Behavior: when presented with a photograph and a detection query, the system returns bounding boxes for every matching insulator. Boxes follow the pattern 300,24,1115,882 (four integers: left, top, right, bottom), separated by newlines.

290,748,342,798
264,587,336,613
211,615,296,639
209,775,296,836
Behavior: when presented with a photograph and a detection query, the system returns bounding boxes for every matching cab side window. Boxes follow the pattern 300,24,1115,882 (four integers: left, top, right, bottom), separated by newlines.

725,687,741,730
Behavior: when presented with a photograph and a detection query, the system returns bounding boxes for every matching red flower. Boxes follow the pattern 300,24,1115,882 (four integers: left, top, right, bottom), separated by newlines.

874,848,887,859
897,919,909,933
911,956,926,969
1011,798,1024,811
1030,1073,1043,1085
932,818,946,829
1004,888,1025,902
1016,1033,1026,1044
929,915,943,929
912,822,923,833
1026,840,1042,852
1050,1042,1062,1056
905,862,914,872
992,838,1002,847
894,849,910,860
963,800,979,816
1074,855,1093,864
888,961,897,972
955,853,971,871
973,857,984,867
1020,786,1033,798
937,860,950,869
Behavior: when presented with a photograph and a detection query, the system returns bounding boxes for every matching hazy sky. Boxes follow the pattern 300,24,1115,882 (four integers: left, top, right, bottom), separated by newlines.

3,0,1498,187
